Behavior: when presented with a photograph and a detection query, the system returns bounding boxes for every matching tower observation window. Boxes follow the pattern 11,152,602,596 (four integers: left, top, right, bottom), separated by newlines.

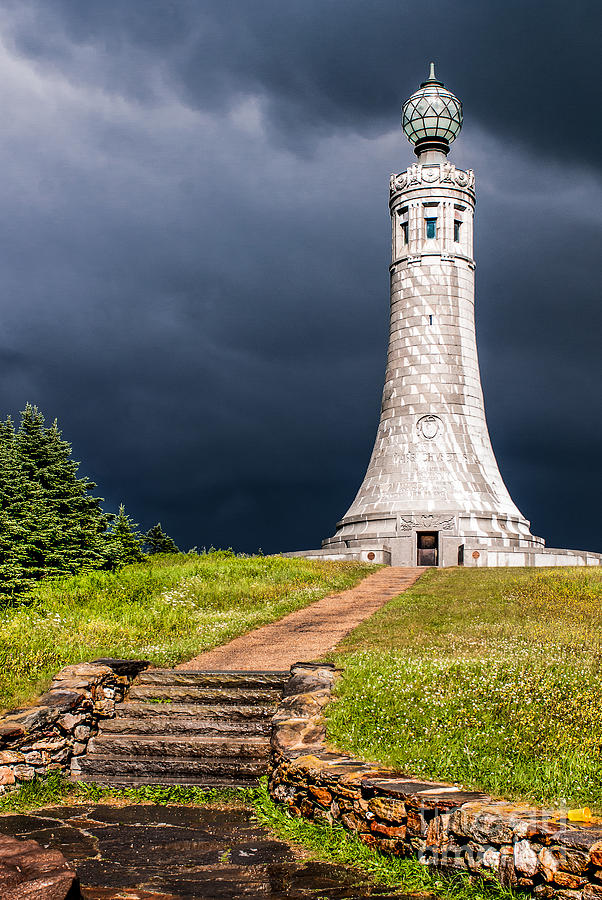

454,220,462,242
425,218,437,239
401,222,409,244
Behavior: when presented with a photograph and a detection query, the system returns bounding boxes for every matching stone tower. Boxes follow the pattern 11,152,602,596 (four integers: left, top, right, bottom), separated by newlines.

321,64,546,566
289,65,601,567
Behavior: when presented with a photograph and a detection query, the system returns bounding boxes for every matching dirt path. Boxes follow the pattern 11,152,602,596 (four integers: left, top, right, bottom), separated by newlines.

179,567,422,671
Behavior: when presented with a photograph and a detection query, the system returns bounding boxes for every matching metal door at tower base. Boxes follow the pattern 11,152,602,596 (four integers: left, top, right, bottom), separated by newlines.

417,531,438,566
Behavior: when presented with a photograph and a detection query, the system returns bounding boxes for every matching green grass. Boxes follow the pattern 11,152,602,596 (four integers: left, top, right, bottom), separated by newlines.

0,772,253,813
0,550,375,712
325,567,602,810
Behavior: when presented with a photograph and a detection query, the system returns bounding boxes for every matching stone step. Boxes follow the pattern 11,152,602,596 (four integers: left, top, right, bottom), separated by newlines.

114,701,275,720
101,715,271,736
127,685,281,705
137,669,288,688
69,773,257,789
87,734,270,759
72,754,267,779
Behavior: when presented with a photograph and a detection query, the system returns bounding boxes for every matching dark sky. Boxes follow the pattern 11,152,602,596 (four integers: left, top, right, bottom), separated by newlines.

0,0,600,554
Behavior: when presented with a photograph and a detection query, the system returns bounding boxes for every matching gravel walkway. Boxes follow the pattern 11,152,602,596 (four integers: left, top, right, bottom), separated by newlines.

178,567,422,671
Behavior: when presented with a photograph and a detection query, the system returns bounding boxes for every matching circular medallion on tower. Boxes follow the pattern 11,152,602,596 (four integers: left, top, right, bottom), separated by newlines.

402,63,462,156
417,415,442,440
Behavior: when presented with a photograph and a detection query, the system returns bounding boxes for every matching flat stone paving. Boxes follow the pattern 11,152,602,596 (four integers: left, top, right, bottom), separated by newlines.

0,804,418,899
179,567,421,671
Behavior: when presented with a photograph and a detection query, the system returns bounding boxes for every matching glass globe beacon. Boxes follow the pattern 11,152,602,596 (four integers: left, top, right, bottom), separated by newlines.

402,63,463,153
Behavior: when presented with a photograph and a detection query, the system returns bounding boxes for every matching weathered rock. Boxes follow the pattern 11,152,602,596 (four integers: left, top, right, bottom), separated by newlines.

58,714,83,732
39,691,85,712
406,809,429,837
31,739,66,752
3,706,59,732
539,847,560,881
300,798,314,818
370,820,407,839
555,828,602,851
91,657,150,677
282,663,336,700
450,804,514,844
308,785,332,806
591,842,602,866
498,845,517,887
553,872,587,890
23,752,43,765
482,847,501,870
368,796,406,823
0,832,78,899
0,751,25,765
73,726,90,741
514,839,540,876
270,718,325,754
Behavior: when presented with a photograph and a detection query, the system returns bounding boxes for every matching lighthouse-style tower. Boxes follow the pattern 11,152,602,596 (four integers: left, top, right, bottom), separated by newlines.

322,64,546,566
287,65,601,567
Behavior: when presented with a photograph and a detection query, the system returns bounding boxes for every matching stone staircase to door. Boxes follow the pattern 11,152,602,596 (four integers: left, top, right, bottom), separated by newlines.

71,669,288,788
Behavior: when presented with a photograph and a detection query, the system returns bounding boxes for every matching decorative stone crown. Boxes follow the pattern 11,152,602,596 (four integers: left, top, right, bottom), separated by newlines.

390,162,475,198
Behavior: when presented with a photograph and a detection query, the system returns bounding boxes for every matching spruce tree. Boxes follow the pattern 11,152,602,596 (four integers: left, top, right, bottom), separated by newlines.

144,523,179,555
106,505,145,567
15,405,110,573
0,419,32,595
0,406,115,599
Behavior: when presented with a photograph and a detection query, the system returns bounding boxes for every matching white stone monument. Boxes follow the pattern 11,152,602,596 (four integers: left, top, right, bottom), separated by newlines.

290,65,601,567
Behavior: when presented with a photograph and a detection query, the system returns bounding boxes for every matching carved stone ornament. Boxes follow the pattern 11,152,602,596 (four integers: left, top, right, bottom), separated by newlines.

417,414,442,440
398,515,456,532
390,163,475,196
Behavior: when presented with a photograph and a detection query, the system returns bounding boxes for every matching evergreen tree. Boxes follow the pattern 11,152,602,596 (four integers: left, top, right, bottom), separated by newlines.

15,405,110,573
0,419,34,595
144,523,179,555
0,405,114,599
106,505,145,567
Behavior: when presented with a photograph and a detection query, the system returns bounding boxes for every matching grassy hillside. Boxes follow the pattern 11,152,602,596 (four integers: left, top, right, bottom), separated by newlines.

326,567,602,809
1,551,374,713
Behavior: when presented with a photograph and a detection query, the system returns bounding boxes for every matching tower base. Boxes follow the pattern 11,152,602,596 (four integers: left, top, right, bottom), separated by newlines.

283,538,602,568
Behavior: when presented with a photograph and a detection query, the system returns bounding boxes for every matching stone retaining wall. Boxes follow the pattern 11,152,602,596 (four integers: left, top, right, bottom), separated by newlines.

270,663,602,900
0,658,149,790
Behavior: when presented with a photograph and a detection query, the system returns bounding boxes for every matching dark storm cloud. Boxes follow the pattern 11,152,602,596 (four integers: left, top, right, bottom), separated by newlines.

0,1,599,553
7,0,601,166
